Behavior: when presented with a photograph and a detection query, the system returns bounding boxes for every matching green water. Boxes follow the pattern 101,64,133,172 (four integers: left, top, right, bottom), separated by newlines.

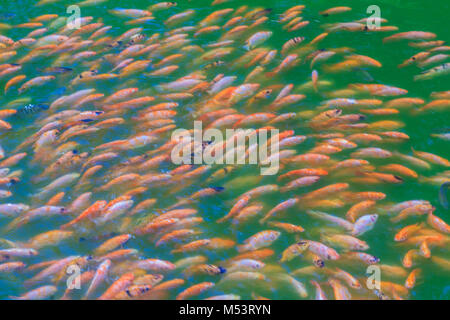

0,0,449,300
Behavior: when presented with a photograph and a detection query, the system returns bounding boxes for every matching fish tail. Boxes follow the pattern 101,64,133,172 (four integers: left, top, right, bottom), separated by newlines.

3,218,25,233
60,221,74,230
410,108,421,115
259,216,268,224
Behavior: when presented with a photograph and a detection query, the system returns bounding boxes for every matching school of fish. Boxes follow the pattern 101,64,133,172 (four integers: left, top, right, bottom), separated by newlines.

0,0,449,300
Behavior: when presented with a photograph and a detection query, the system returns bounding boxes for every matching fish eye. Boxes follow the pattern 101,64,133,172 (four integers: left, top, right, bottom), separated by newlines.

72,149,78,154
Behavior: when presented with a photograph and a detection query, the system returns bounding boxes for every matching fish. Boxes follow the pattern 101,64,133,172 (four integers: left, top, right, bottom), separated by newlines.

351,214,378,236
244,31,272,50
176,282,215,300
384,31,436,43
320,7,352,17
304,240,340,260
414,63,450,81
328,278,351,300
306,210,354,231
84,259,111,299
10,285,57,300
439,182,450,209
280,241,309,262
394,223,424,242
